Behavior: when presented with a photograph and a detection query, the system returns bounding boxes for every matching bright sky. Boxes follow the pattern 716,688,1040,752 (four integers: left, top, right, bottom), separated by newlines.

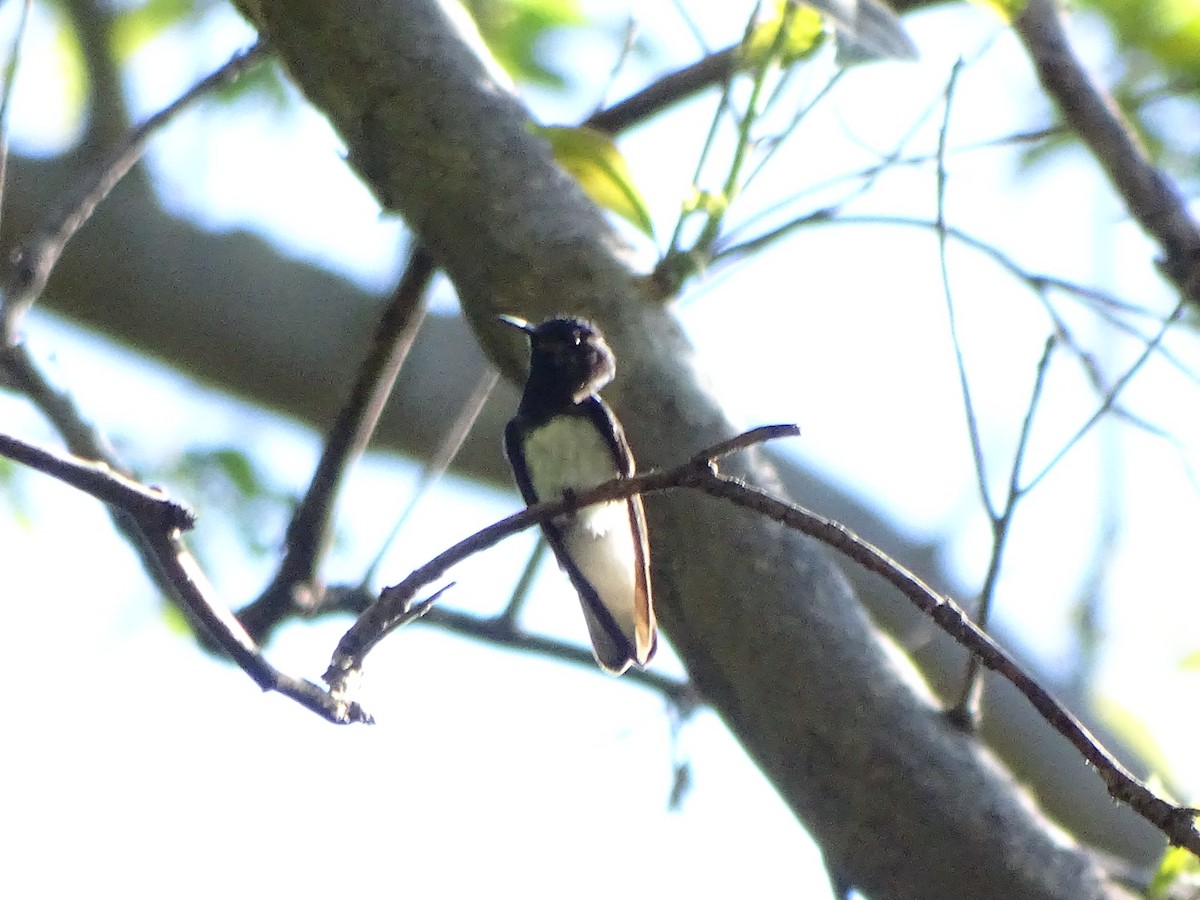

2,1,1198,897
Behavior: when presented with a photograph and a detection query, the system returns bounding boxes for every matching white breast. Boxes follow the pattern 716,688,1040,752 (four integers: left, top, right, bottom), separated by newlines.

523,416,640,637
524,417,622,497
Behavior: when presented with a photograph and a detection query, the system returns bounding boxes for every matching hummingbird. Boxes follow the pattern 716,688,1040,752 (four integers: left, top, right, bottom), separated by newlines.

497,314,657,674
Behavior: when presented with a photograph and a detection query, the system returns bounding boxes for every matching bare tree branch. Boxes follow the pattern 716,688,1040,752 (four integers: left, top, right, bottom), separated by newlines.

238,243,435,641
321,421,1198,855
0,419,369,724
0,40,370,724
1014,0,1200,304
0,431,194,532
0,41,270,338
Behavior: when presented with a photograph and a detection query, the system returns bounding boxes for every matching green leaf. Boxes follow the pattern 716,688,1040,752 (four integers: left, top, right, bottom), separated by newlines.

1083,0,1200,80
741,2,825,68
207,448,266,498
463,0,585,88
681,187,728,219
534,124,655,237
1149,845,1200,899
110,0,198,61
968,0,1031,22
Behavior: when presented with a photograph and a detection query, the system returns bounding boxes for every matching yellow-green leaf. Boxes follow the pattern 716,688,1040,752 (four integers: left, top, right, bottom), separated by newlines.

681,186,728,219
1083,0,1200,78
534,124,654,238
111,0,197,61
969,0,1031,22
464,0,585,88
1149,845,1200,899
742,2,825,68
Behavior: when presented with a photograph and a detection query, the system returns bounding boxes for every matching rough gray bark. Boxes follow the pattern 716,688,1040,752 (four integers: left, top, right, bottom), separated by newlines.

156,1,1142,897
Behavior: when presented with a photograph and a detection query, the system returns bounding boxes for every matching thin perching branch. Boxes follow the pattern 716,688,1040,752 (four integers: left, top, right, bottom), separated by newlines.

321,422,1200,856
323,424,802,686
312,582,694,703
948,335,1057,727
0,428,370,724
0,431,194,533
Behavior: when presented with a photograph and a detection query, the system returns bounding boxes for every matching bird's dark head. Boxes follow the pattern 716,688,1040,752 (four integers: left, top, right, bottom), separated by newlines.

498,314,616,404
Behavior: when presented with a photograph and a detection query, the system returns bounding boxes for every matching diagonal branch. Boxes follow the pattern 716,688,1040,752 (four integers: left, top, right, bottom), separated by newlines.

321,421,1199,856
0,422,370,724
1013,0,1200,304
0,431,194,533
237,244,436,642
702,469,1200,857
0,40,271,338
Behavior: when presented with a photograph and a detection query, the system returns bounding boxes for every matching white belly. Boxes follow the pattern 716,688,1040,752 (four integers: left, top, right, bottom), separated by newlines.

523,417,639,637
524,417,623,497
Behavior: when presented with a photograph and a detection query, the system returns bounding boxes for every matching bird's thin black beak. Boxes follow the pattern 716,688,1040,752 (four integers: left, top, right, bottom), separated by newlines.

496,314,535,336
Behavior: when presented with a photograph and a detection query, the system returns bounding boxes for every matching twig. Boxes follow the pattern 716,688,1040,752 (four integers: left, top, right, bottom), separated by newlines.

1013,0,1200,305
307,582,696,703
0,423,370,724
947,336,1056,728
742,70,845,191
687,2,790,264
322,422,1200,854
0,431,193,531
139,526,372,724
662,10,759,265
1023,298,1184,494
690,422,799,462
586,46,739,135
238,243,435,641
0,40,271,338
420,605,693,703
935,59,1003,728
935,58,993,523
